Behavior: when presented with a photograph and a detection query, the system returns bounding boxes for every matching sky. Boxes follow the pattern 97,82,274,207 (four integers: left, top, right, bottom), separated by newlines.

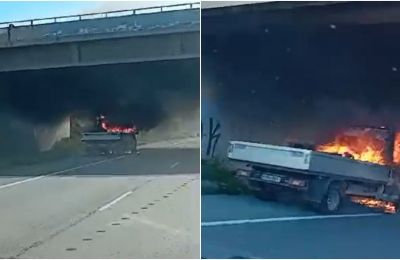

0,1,197,23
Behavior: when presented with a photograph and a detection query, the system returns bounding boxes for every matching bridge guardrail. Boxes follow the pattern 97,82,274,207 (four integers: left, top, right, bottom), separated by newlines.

0,2,200,29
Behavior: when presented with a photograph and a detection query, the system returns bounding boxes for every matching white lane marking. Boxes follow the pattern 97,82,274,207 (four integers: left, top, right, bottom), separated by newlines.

0,155,125,190
98,190,133,211
202,213,383,227
62,172,198,178
170,162,180,168
130,215,191,237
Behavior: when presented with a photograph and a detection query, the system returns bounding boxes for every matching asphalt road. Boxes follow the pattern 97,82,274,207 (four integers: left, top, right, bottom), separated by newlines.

0,139,199,258
202,194,400,259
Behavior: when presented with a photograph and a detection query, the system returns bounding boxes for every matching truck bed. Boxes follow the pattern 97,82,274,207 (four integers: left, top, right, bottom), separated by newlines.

228,141,391,183
81,132,121,141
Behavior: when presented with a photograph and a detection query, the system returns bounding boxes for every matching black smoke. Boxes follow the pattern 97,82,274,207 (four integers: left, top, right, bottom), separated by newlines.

0,59,199,130
202,2,400,144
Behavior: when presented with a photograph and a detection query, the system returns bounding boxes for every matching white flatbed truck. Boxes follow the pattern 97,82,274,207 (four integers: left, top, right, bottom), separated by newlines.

81,132,137,155
228,141,400,213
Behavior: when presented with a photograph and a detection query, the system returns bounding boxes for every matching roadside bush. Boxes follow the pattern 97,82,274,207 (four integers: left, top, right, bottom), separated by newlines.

202,159,249,195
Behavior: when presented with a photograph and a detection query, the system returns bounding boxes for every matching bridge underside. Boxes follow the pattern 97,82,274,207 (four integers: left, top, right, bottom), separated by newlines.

0,58,199,155
0,31,199,72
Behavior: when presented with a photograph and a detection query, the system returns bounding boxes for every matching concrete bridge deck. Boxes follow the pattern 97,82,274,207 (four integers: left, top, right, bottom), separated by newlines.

0,3,200,72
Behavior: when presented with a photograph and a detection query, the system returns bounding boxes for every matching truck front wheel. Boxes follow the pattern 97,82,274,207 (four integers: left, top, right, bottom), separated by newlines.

319,184,342,213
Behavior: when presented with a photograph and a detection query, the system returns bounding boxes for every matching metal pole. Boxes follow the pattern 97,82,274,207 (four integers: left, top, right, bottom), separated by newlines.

7,24,13,44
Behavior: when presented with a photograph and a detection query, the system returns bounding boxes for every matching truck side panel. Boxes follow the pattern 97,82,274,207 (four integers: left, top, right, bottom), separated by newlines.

229,141,391,183
228,142,311,170
310,152,390,183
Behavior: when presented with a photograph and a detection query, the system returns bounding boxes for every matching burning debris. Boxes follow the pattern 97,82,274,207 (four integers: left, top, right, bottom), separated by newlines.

351,196,397,214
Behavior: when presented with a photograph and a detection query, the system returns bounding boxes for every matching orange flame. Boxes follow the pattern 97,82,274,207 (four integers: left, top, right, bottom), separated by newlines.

316,129,387,165
98,115,137,134
316,127,400,214
351,196,397,214
393,132,400,164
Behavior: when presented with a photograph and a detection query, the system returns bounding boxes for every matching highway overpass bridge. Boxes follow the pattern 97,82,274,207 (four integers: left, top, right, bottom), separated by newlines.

0,3,200,72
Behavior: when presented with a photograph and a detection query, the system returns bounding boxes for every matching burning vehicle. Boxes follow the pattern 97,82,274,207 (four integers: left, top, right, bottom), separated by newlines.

229,126,400,214
81,115,138,155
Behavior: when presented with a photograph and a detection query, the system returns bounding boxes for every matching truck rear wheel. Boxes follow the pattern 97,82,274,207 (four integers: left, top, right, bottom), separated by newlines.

132,137,138,154
319,184,342,213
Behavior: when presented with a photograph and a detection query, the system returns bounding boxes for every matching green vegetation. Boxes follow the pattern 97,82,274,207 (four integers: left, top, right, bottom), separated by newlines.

202,159,249,195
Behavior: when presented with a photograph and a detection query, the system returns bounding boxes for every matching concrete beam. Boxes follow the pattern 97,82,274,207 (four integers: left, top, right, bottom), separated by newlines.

0,31,199,72
0,9,199,48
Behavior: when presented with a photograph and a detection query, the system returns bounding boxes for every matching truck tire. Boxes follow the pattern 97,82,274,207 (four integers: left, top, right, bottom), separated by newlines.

318,184,342,213
132,137,137,154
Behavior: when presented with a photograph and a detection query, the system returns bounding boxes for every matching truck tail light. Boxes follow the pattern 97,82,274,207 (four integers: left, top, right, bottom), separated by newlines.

288,179,306,187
